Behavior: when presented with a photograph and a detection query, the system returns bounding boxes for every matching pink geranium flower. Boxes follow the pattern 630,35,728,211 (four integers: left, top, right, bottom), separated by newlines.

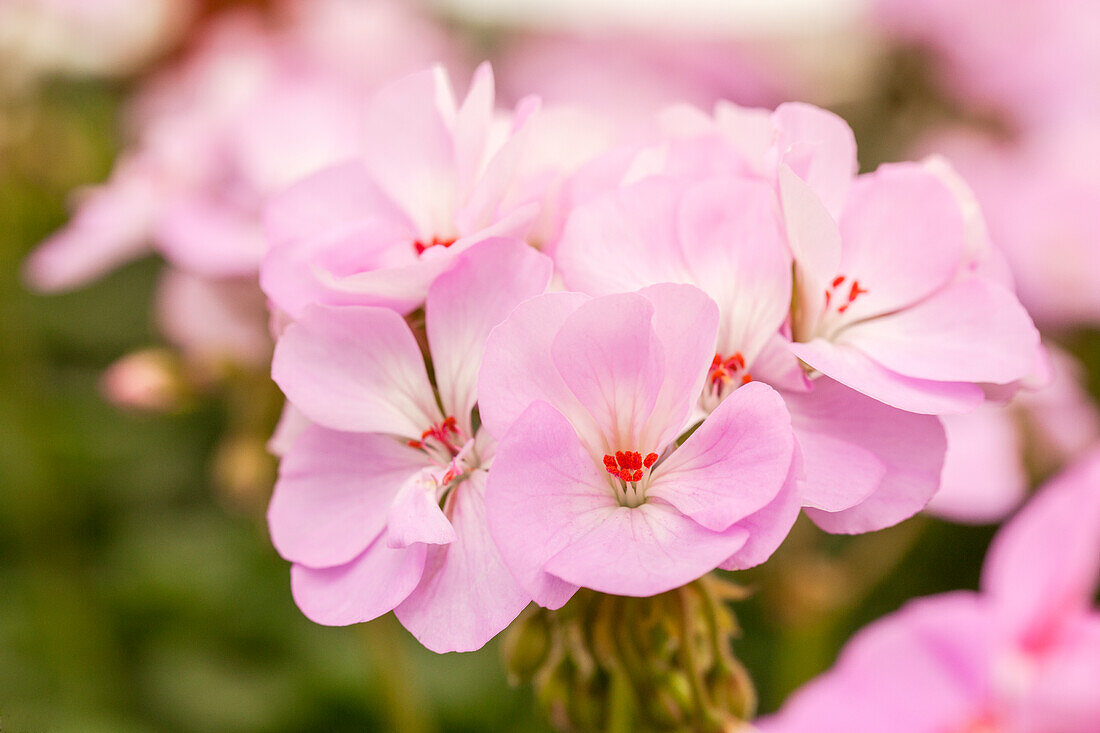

268,238,551,652
782,160,1041,415
480,284,799,607
759,449,1100,733
261,62,543,319
556,171,946,533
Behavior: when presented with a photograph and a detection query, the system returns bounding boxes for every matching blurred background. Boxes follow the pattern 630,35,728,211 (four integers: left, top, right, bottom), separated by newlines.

2,0,1099,730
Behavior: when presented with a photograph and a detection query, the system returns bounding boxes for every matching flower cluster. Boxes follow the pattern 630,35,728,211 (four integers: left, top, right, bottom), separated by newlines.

261,64,1041,651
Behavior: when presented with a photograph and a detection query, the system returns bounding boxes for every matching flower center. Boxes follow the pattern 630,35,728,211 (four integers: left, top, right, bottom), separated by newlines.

824,274,867,315
709,352,752,391
603,451,658,507
408,416,462,458
413,236,456,256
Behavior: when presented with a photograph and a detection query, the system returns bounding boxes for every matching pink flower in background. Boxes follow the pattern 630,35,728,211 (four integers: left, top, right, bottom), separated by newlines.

481,284,799,607
556,170,946,534
930,348,1100,524
873,0,1100,129
759,449,1100,733
24,1,458,368
497,32,788,142
268,239,551,652
928,126,1100,330
783,161,1041,415
261,62,543,320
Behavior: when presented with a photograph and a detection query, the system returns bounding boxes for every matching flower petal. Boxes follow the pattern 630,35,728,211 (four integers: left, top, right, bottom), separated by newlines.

395,471,531,653
788,379,947,533
835,163,966,321
477,291,591,441
789,339,984,415
551,292,666,451
426,237,552,431
542,502,749,597
676,177,791,368
386,469,457,549
773,102,858,218
648,381,794,532
636,283,719,449
269,425,429,568
272,304,441,437
840,275,1040,385
718,456,802,570
290,534,427,626
486,400,613,609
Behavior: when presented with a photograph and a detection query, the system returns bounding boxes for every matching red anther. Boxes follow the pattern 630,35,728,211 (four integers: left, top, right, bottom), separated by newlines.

732,352,745,369
837,303,849,314
741,373,753,384
615,450,626,465
631,469,643,482
442,467,456,483
643,453,658,468
603,451,658,483
849,279,868,302
824,290,832,307
413,236,457,256
832,275,846,288
407,440,423,449
603,455,618,470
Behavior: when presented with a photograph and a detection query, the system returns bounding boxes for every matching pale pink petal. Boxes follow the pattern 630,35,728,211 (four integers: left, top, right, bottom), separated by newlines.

982,450,1100,641
789,339,984,415
758,592,994,733
555,176,690,296
636,283,719,449
779,165,841,332
452,62,495,197
648,381,794,532
719,458,801,570
271,305,441,437
551,292,666,451
929,406,1026,524
773,102,858,218
290,534,426,626
263,160,412,250
155,270,271,367
156,196,266,277
386,469,457,549
486,400,607,609
268,425,429,568
395,471,532,653
542,501,749,597
1020,615,1100,732
477,291,591,441
840,276,1040,385
266,403,308,457
24,162,157,291
835,163,966,321
425,238,552,431
676,177,791,367
788,378,947,533
359,67,456,234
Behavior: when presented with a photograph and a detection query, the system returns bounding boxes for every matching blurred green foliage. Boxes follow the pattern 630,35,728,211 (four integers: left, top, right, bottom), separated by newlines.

2,75,1096,733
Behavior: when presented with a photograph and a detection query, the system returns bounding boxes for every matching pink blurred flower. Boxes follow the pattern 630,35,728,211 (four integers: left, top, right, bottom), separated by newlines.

759,449,1100,732
268,239,551,652
556,168,946,535
480,284,799,606
931,347,1100,524
496,32,789,141
24,2,458,364
928,126,1100,330
873,0,1100,129
261,62,544,319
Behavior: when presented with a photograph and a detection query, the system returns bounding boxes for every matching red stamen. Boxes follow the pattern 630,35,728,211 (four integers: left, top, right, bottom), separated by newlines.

832,275,846,288
407,440,423,449
414,236,457,256
741,373,753,384
602,450,659,483
825,274,869,315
